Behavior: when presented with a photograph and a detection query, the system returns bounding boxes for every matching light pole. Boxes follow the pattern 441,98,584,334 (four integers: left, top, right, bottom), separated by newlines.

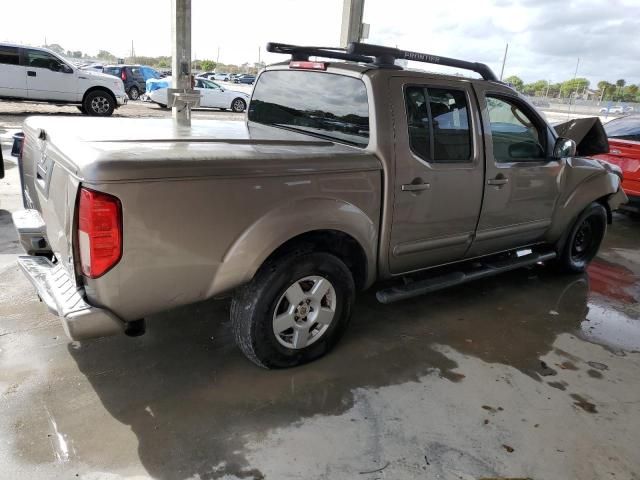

499,43,509,81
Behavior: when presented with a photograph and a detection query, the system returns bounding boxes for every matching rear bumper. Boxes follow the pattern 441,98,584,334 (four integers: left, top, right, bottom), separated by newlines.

115,94,128,106
17,256,124,341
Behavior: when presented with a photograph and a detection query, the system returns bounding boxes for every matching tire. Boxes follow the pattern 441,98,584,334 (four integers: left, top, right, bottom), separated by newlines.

83,90,115,117
557,202,607,273
128,87,140,101
231,251,355,368
77,105,87,114
231,97,246,113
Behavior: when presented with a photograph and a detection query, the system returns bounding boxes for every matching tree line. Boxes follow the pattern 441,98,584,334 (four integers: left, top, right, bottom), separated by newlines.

43,44,263,74
504,75,639,102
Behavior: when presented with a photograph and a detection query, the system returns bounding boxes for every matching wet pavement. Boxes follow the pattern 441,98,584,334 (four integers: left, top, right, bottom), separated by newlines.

1,142,640,479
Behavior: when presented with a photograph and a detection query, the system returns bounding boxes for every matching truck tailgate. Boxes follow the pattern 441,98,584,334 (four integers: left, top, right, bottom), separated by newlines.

19,120,81,275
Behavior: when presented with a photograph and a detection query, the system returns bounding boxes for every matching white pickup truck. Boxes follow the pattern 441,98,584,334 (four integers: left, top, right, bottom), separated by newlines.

0,43,127,116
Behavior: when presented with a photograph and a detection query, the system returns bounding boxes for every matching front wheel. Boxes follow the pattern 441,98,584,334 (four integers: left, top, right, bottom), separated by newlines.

231,252,355,368
83,90,115,116
557,202,607,273
231,97,246,113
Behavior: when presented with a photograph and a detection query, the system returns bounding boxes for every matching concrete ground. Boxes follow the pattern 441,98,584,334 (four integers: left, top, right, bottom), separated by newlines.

0,104,639,480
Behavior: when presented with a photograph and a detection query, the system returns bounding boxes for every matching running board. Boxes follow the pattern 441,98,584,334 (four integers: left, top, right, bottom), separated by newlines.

376,250,557,304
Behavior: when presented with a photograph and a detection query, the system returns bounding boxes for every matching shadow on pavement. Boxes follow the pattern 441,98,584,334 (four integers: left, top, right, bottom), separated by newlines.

0,210,21,254
64,267,595,479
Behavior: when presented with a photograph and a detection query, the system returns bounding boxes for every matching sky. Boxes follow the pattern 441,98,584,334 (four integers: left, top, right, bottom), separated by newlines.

2,0,639,85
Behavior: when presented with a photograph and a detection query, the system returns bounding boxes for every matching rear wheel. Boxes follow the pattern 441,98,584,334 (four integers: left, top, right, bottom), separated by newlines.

231,251,355,368
128,86,140,100
83,90,115,116
557,202,607,272
231,98,246,113
77,105,87,114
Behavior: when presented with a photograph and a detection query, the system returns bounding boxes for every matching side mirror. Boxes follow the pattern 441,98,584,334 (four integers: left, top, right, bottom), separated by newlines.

553,137,577,159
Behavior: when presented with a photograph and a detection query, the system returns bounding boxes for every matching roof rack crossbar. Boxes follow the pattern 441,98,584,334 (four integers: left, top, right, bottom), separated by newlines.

266,42,374,64
347,42,498,81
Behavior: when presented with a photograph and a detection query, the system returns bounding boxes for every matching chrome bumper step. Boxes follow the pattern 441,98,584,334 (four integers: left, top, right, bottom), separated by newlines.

17,256,124,340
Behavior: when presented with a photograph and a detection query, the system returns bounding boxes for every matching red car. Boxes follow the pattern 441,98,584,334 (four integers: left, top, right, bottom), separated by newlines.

595,115,640,210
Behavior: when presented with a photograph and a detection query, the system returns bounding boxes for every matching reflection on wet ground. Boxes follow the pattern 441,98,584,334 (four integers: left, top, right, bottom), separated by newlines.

1,214,639,479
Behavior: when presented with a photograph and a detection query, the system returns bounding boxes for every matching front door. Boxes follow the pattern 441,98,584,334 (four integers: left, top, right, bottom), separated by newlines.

25,49,77,102
468,85,563,257
388,76,484,274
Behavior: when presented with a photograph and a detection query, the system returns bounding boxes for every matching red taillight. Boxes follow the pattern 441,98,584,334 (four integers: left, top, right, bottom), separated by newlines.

289,61,328,70
77,188,122,279
121,70,127,81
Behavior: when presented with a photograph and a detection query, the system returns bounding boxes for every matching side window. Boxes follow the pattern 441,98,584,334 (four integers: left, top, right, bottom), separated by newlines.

405,86,472,163
26,50,65,71
486,96,546,162
0,45,20,65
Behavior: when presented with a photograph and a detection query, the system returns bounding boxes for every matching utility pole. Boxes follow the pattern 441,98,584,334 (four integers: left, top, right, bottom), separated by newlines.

216,47,220,64
499,43,508,81
567,57,580,120
258,46,261,64
545,80,550,98
170,0,196,126
340,0,365,47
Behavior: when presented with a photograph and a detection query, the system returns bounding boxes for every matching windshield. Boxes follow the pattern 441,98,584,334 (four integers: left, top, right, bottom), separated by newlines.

248,70,370,147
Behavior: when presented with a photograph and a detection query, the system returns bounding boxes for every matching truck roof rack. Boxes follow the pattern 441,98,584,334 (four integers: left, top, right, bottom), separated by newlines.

347,42,498,81
266,42,374,64
266,41,499,82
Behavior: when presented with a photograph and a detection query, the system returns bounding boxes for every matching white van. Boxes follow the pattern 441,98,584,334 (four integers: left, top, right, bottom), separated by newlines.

0,43,127,116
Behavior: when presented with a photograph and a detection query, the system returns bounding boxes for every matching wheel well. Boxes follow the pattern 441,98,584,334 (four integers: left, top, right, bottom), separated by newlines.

82,86,116,104
597,195,613,224
265,230,368,290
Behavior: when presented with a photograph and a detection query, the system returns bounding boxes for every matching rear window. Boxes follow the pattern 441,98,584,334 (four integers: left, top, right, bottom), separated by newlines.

248,70,370,147
0,45,20,66
103,67,121,76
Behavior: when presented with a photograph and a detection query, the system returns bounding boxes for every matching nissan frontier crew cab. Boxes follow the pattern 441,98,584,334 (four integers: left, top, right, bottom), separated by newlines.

11,42,627,368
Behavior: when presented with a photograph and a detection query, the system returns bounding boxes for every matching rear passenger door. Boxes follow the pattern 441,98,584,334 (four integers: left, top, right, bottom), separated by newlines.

0,45,27,98
468,86,562,257
388,77,484,274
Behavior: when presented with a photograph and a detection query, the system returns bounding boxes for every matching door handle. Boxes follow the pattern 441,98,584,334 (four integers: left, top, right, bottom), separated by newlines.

487,175,509,186
27,71,36,77
401,182,430,192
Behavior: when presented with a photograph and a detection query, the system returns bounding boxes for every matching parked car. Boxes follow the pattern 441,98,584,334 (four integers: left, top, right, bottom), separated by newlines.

103,65,151,100
11,41,626,369
149,77,249,112
594,115,640,210
599,105,625,114
234,74,256,85
0,43,127,115
80,63,105,72
212,72,231,81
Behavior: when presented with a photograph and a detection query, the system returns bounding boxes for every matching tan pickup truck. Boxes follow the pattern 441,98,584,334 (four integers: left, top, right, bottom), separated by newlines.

10,42,626,368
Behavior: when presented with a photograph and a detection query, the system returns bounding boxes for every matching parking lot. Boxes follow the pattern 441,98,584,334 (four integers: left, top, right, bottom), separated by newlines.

1,102,639,479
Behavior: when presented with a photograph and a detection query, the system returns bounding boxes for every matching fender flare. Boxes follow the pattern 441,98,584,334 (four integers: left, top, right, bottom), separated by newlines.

209,197,378,295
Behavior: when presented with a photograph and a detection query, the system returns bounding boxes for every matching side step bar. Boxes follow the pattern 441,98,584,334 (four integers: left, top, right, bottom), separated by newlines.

376,250,557,304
